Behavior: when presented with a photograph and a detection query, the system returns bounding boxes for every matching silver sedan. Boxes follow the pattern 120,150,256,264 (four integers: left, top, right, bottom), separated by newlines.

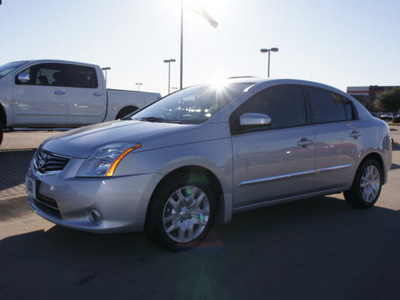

26,78,392,250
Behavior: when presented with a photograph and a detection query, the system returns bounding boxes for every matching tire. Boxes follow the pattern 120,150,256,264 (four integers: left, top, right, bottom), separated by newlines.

344,159,382,208
116,106,138,119
0,121,3,146
145,172,216,251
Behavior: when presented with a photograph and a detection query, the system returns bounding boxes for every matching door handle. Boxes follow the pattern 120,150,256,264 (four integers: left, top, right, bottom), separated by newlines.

350,130,362,139
93,92,103,97
54,91,65,95
297,138,312,148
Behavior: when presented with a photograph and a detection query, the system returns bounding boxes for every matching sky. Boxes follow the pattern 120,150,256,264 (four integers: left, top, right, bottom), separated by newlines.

1,0,399,96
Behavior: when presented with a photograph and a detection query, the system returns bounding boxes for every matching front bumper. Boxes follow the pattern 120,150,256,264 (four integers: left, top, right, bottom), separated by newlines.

26,156,162,233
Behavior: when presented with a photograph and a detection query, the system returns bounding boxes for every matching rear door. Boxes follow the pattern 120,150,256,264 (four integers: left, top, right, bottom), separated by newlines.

307,87,363,190
13,63,67,125
231,85,316,209
66,64,106,125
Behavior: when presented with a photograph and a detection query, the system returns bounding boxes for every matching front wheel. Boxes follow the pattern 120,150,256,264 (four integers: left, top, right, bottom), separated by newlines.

145,173,215,251
344,159,382,208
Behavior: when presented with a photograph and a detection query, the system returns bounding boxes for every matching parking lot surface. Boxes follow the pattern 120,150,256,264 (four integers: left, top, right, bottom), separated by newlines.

1,129,400,299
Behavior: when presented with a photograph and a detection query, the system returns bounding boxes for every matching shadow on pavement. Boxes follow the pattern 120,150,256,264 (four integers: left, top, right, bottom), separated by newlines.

1,196,399,299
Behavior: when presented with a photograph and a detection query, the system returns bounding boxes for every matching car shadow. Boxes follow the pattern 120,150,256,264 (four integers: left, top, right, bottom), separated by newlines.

392,142,400,151
1,195,400,299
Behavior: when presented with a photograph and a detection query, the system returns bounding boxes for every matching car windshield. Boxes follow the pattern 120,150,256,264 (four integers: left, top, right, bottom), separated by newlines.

0,61,28,79
130,83,253,124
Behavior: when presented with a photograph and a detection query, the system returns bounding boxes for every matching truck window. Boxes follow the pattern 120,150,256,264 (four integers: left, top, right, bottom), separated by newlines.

16,63,66,86
15,63,98,88
68,65,98,88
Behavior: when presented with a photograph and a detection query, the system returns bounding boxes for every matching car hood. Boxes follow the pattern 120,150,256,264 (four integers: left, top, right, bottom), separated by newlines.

40,120,199,158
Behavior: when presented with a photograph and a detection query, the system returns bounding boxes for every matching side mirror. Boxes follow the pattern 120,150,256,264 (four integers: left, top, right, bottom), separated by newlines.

17,73,30,83
240,113,271,126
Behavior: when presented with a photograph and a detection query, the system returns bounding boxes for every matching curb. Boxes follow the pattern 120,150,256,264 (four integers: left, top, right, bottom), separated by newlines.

0,148,37,153
0,193,28,202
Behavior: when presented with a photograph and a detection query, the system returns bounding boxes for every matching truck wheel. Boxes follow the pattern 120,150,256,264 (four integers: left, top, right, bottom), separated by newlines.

116,106,138,119
145,172,215,251
344,159,382,208
0,121,3,146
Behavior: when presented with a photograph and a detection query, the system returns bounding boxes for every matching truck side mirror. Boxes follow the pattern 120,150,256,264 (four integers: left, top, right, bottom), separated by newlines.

240,113,271,126
17,73,30,84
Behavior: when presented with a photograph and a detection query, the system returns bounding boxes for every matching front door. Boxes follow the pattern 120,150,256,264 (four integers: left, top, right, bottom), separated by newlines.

231,85,315,209
13,63,67,125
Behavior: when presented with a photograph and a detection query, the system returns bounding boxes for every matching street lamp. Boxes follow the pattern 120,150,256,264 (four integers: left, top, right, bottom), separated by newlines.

164,59,176,94
102,67,111,86
260,47,279,78
135,82,142,91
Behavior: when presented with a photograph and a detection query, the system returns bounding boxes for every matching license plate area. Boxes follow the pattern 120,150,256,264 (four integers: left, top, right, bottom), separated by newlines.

25,176,36,199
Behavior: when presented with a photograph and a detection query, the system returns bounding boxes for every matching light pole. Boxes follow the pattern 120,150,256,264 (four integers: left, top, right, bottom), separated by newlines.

135,82,142,91
260,47,279,78
164,59,176,94
102,67,111,86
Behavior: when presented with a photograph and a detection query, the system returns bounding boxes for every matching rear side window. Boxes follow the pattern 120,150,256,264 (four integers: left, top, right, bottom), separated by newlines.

16,63,98,88
308,87,353,123
230,85,307,134
343,97,355,120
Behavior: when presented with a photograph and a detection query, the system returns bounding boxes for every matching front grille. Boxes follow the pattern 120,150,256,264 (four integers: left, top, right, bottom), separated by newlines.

34,149,70,174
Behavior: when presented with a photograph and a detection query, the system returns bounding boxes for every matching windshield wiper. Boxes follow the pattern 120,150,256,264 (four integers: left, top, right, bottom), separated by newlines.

136,117,198,124
137,117,169,123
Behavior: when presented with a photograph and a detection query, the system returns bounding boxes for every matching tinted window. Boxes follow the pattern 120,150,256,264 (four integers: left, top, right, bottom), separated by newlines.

230,85,307,134
343,97,355,120
16,63,98,88
308,88,347,123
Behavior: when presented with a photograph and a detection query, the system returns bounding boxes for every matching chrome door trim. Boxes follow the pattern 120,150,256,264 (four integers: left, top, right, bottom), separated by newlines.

237,170,316,187
318,164,352,173
237,164,352,187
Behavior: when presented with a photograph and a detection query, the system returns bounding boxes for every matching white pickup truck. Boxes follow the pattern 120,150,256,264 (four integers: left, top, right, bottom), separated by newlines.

0,60,161,145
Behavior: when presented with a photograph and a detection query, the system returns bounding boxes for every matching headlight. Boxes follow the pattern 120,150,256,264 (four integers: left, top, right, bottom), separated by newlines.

76,143,141,177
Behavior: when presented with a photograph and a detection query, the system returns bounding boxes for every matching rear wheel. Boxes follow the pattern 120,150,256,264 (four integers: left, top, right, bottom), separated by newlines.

116,106,138,119
344,159,382,208
145,172,215,251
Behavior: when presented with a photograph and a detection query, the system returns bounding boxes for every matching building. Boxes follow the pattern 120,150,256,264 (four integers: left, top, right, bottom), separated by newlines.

347,85,399,112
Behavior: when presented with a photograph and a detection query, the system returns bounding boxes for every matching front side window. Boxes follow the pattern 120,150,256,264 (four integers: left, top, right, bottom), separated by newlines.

308,87,349,123
230,85,307,134
16,63,98,88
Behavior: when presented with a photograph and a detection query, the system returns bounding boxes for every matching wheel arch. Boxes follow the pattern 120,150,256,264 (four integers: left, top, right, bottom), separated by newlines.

145,165,227,228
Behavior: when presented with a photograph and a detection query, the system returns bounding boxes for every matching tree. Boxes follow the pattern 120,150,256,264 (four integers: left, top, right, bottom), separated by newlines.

374,87,400,114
